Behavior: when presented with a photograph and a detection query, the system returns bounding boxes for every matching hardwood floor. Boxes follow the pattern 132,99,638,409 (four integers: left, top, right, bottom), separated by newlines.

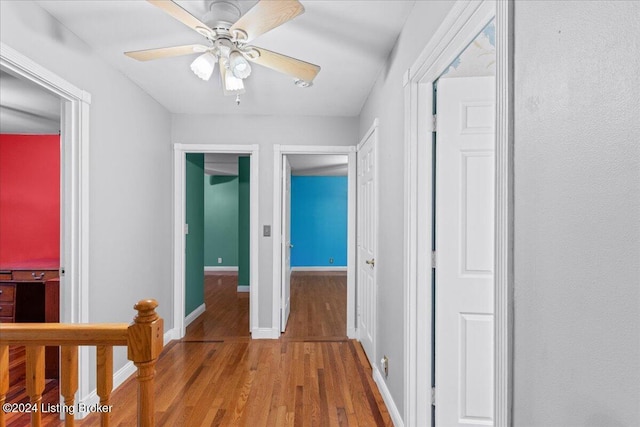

282,272,347,341
5,272,392,426
185,273,250,340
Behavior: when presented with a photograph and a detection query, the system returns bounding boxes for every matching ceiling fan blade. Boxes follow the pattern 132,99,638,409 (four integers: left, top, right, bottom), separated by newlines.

230,0,304,43
125,44,209,61
147,0,213,37
248,47,320,82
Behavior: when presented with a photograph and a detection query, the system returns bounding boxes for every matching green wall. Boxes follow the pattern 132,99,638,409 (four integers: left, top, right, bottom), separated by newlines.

238,157,250,286
185,153,204,316
204,175,239,267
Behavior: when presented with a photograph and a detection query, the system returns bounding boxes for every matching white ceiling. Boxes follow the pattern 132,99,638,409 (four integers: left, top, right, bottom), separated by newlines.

35,0,416,117
0,69,61,134
205,152,347,175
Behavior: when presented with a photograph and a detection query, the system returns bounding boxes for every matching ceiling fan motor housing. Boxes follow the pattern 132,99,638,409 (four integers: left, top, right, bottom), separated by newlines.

204,0,242,30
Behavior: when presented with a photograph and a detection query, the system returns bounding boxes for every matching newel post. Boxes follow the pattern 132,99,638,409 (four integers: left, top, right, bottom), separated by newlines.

128,299,163,427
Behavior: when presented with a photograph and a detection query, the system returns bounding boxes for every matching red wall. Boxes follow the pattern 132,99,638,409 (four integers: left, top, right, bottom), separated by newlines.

0,134,60,267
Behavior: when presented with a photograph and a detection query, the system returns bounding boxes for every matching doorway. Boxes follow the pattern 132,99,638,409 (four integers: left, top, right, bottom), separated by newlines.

279,153,350,338
172,144,259,339
272,145,357,339
402,1,513,425
183,153,251,339
0,43,91,404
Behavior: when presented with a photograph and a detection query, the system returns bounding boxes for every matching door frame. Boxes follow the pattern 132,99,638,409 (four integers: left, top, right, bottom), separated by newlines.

272,145,357,338
0,42,92,405
403,1,514,426
173,144,259,338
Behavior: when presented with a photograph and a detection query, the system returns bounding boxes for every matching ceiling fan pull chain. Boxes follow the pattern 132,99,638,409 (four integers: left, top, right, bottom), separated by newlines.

235,94,241,106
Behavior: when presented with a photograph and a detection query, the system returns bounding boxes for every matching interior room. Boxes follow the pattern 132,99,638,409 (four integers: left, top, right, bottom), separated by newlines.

0,1,638,426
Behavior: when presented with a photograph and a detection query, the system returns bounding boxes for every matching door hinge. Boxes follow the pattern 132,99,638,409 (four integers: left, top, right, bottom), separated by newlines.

432,114,437,131
431,387,436,405
431,251,436,268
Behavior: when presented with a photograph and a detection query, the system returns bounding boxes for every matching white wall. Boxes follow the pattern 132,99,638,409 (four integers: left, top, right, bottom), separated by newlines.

0,0,173,383
172,114,358,326
358,0,455,418
514,1,640,426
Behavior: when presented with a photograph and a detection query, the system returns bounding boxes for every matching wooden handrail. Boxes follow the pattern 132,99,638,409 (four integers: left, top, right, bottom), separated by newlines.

0,324,129,346
0,299,163,427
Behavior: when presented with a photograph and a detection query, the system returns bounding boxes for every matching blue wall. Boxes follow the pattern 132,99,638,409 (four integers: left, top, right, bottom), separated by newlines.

291,176,347,267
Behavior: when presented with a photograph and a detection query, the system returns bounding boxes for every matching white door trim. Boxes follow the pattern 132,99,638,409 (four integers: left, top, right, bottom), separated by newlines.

173,143,260,338
402,1,514,426
272,145,357,338
0,42,92,407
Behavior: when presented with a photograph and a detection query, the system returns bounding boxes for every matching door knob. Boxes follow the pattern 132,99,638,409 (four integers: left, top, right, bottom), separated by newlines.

366,258,375,267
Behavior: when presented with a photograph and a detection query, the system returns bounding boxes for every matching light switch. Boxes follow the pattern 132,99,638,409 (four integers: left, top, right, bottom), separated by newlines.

263,225,271,237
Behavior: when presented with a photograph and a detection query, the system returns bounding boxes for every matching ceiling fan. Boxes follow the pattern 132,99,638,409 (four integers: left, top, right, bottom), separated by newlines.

125,0,321,100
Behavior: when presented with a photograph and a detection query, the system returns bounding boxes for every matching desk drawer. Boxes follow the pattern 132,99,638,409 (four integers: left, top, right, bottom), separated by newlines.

0,271,11,280
0,303,14,317
12,270,58,282
0,284,15,302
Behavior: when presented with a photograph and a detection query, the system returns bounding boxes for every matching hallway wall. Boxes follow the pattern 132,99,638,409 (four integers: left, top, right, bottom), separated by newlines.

358,0,456,415
172,114,358,327
0,0,173,388
513,2,640,425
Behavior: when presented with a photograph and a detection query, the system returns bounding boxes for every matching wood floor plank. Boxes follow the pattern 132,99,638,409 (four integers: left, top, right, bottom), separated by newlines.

5,273,392,426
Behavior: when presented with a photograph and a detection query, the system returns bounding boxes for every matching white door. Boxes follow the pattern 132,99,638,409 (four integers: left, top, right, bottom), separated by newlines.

435,76,495,427
281,155,292,332
357,130,377,363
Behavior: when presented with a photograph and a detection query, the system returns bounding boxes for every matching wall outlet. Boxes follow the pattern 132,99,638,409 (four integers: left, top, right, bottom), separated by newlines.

329,257,334,264
381,355,389,378
218,257,222,264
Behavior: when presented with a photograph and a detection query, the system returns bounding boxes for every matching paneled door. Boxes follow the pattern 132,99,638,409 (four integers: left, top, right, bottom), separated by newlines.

357,128,377,364
435,76,495,426
281,155,292,332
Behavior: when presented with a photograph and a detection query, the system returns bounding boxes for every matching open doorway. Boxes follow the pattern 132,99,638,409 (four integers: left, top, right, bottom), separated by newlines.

279,154,349,339
183,153,251,339
0,43,91,412
172,144,259,339
272,145,357,340
432,18,496,426
402,2,513,424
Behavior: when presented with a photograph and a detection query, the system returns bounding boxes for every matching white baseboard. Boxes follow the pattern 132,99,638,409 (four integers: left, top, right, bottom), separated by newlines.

204,266,238,273
291,266,347,272
251,327,280,339
372,365,403,427
237,285,250,293
347,327,358,340
163,328,180,345
184,303,206,327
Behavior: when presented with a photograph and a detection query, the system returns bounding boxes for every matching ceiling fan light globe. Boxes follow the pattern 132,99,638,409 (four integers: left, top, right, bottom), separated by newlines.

224,72,245,92
190,53,216,81
229,50,252,79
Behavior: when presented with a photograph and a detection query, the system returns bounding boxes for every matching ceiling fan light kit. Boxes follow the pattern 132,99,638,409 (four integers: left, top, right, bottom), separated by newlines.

125,0,321,100
190,52,217,81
